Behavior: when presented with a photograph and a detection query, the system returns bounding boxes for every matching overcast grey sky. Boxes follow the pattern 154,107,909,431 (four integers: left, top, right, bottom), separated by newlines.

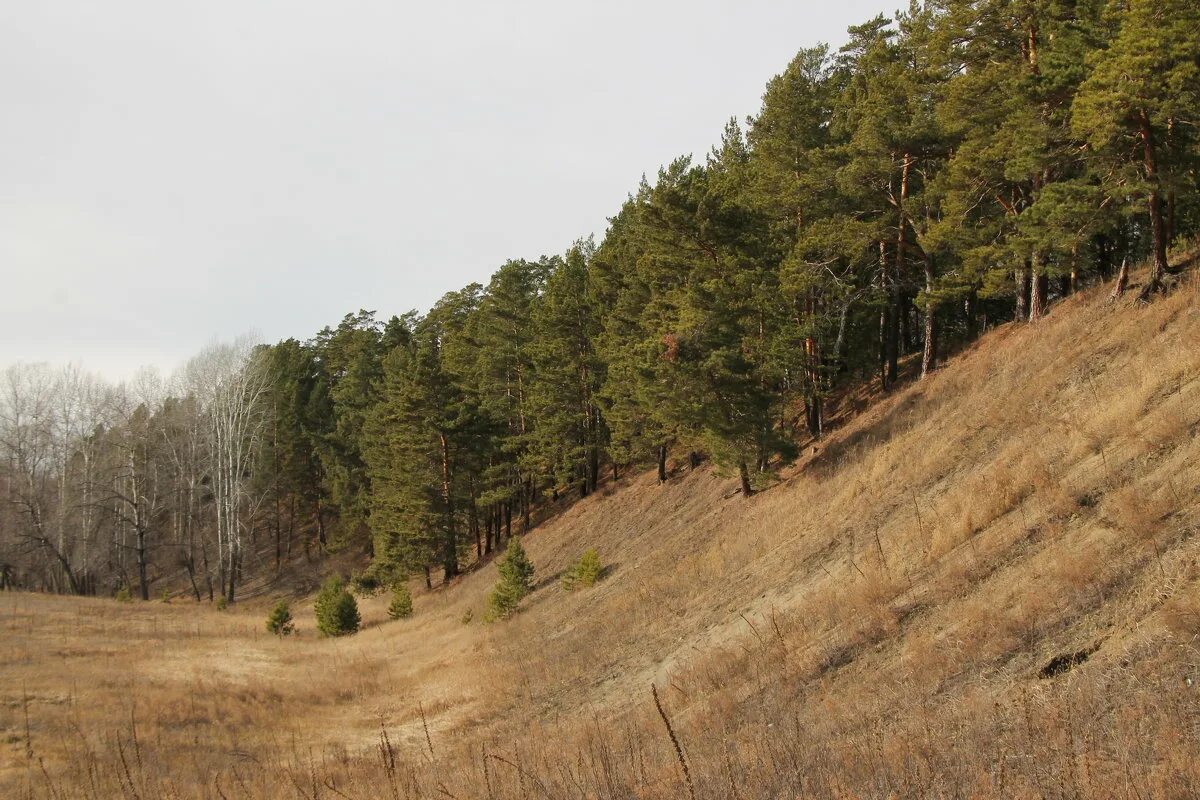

2,0,892,380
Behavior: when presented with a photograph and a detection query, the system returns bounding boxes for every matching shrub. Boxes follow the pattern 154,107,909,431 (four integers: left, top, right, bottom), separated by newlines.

461,608,474,625
114,585,132,603
562,548,602,591
314,577,360,637
387,582,413,619
215,596,228,611
266,600,295,636
486,537,534,620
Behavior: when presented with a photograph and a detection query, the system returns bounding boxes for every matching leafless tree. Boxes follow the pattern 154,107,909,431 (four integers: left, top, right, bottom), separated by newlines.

0,364,79,591
183,337,271,602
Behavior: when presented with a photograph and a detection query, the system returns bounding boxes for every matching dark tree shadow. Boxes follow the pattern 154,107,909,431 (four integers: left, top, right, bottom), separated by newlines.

532,570,565,592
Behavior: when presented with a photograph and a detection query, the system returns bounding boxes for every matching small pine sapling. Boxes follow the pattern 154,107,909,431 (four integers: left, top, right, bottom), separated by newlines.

314,576,361,636
562,548,602,591
486,537,534,620
266,600,295,636
387,582,413,619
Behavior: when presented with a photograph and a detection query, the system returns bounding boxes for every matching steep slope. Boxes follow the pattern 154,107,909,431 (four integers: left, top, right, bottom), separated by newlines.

5,270,1199,798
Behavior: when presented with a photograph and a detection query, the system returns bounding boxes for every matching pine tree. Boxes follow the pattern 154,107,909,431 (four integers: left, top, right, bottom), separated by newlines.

636,134,795,495
266,599,295,636
312,311,387,549
746,45,848,426
386,581,413,619
593,197,678,481
363,319,472,586
561,548,602,591
527,239,605,498
1072,0,1200,298
314,576,360,636
487,536,534,620
933,0,1110,324
258,339,330,559
829,10,956,383
467,259,550,532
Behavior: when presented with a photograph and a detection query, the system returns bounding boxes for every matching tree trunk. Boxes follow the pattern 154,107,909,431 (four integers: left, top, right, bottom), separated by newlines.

1109,257,1130,301
1166,117,1177,245
1096,234,1113,281
137,529,149,601
965,286,978,341
738,462,754,498
523,479,532,531
921,310,937,379
1141,194,1169,298
202,539,214,602
185,556,200,602
921,252,937,379
1029,253,1047,322
885,291,900,388
588,436,599,495
1167,189,1176,247
46,540,80,595
1138,109,1169,300
472,509,481,561
1015,262,1031,321
657,444,668,483
439,434,458,583
878,241,889,391
286,495,296,560
833,298,851,374
807,393,823,438
469,480,481,560
904,293,919,356
315,498,326,549
804,297,823,436
226,548,238,604
887,155,911,388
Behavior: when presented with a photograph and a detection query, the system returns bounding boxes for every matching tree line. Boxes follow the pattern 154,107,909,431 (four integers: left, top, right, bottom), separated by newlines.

0,340,269,599
2,0,1197,598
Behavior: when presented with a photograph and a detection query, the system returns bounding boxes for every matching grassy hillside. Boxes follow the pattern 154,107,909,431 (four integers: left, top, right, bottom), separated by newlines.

4,267,1199,798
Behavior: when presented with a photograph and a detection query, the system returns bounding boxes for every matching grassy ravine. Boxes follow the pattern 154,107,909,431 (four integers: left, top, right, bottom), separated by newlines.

3,266,1200,799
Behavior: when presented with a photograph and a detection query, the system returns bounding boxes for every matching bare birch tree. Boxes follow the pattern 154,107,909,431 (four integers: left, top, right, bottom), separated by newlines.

183,337,271,603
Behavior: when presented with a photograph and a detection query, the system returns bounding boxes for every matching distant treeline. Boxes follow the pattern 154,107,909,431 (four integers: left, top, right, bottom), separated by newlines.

3,0,1197,597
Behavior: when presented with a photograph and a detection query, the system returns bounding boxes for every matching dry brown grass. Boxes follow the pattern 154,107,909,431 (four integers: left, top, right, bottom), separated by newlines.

3,265,1200,798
